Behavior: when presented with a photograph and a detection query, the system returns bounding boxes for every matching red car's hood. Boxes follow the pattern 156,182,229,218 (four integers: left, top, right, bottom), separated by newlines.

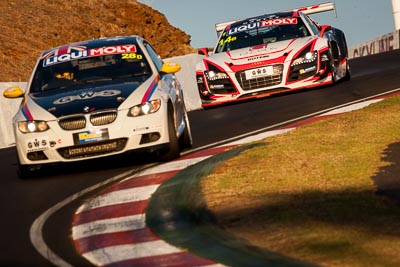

206,37,315,71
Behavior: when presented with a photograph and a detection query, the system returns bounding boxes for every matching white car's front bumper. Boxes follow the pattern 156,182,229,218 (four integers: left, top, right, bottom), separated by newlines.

15,108,170,165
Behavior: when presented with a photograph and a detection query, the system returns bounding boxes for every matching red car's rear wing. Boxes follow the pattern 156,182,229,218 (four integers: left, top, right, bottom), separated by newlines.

214,2,336,37
288,2,337,17
215,20,239,37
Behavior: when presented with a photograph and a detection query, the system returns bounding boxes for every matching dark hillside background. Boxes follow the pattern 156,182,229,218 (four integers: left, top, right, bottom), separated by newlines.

0,0,196,81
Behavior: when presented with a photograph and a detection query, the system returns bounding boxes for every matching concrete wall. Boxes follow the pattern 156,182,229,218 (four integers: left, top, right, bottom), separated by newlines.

0,54,203,149
0,82,27,148
349,30,400,58
166,54,203,111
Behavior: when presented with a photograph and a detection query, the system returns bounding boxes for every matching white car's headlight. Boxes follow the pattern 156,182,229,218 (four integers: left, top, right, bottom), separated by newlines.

18,121,49,133
128,99,161,117
291,51,318,66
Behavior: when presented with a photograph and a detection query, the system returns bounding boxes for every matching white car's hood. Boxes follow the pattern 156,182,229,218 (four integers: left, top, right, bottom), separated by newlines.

29,82,142,118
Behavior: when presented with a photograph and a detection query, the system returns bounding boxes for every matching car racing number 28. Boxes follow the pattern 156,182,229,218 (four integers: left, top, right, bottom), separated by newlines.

121,53,143,60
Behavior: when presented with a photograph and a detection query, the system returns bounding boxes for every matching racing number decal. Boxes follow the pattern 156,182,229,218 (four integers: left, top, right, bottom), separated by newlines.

219,35,237,46
121,53,143,60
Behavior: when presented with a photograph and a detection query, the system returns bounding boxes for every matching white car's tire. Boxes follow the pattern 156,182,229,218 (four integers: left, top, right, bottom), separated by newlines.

160,107,180,161
179,111,193,150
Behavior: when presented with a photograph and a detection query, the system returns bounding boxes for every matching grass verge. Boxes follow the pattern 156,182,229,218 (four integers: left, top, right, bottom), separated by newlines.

200,95,400,267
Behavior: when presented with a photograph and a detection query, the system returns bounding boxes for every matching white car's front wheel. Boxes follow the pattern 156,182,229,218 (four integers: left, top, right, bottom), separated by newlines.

179,110,193,150
160,107,180,161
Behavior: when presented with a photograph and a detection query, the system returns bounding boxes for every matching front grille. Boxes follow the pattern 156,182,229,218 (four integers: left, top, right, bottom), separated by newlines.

58,110,118,130
59,116,86,130
235,64,284,91
57,138,127,159
90,111,117,126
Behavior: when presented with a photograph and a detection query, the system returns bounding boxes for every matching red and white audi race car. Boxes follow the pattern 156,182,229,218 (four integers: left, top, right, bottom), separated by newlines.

196,2,350,107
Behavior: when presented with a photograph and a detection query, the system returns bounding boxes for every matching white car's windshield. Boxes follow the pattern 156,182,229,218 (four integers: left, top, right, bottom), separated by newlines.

215,17,310,53
30,47,151,93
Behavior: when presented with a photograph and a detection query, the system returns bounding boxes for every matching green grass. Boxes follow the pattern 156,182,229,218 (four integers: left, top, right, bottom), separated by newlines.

200,95,400,267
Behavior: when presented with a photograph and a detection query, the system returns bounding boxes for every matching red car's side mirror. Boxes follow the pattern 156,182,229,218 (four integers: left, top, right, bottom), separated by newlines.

198,48,209,57
320,25,332,37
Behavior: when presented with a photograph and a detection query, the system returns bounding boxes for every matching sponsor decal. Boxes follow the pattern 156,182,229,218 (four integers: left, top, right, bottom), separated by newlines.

73,129,109,145
227,18,298,36
245,66,274,79
68,141,117,157
49,140,61,148
41,45,87,60
133,126,150,132
351,33,397,58
43,45,137,67
299,65,317,74
53,89,121,105
26,137,50,152
83,106,95,113
21,104,34,121
20,96,34,121
249,44,268,51
248,55,270,61
141,75,160,104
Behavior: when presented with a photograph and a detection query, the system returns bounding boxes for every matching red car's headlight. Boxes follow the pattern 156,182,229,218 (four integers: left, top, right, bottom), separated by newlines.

291,51,318,66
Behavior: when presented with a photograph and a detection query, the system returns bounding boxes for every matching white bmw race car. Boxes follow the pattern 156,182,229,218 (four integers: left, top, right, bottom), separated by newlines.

196,2,350,107
3,36,192,177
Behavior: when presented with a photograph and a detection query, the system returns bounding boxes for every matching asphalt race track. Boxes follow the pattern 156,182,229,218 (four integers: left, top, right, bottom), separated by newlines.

1,50,400,266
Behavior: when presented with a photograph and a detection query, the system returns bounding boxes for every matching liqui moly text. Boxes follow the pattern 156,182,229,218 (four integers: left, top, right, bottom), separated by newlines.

227,18,298,36
43,45,137,67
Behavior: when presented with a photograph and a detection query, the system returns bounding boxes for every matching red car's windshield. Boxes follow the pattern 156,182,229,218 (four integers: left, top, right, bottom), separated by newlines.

215,17,310,53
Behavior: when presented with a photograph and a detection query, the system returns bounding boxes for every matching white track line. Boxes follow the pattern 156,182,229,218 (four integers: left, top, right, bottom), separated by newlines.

319,99,382,116
29,165,156,267
76,184,159,213
120,156,211,182
72,214,146,240
83,240,182,266
225,128,295,146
